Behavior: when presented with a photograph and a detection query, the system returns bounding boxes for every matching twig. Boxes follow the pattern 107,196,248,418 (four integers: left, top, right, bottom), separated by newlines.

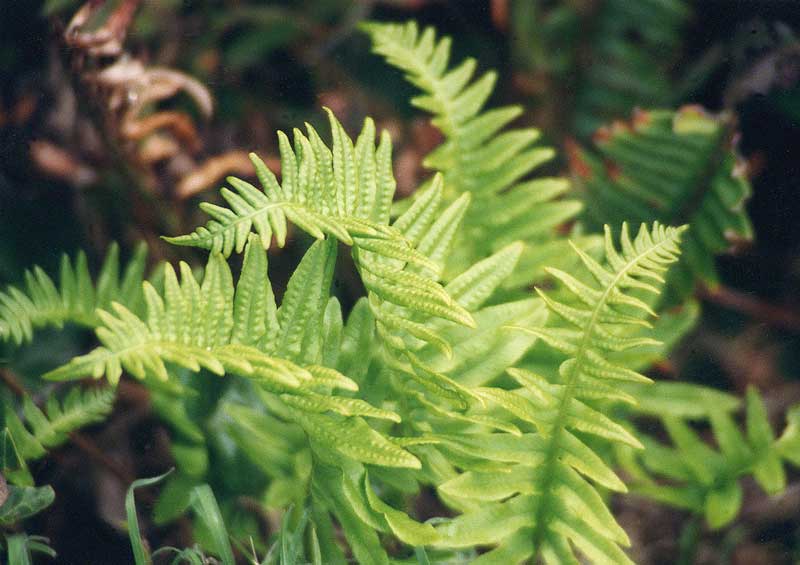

0,368,27,398
698,284,800,332
68,431,133,485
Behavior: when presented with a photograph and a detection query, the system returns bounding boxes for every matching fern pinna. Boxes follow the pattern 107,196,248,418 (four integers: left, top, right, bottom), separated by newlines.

2,387,115,485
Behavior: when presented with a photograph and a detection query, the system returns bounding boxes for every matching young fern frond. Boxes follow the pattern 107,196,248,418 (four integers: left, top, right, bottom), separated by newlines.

169,110,474,331
0,243,148,345
3,387,115,464
433,222,685,564
362,21,585,284
618,388,800,529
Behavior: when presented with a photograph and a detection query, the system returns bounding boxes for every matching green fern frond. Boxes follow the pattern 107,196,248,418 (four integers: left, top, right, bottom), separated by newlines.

516,222,686,386
43,239,336,388
432,222,685,564
168,110,474,332
619,387,800,529
0,243,148,345
569,106,753,302
511,0,689,138
45,238,420,475
570,0,690,137
363,20,584,285
166,110,398,256
3,387,115,463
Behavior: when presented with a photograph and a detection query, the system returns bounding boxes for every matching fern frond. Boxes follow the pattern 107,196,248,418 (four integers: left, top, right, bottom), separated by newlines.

570,0,690,137
168,110,474,331
3,387,115,463
569,106,753,302
43,239,331,387
45,239,419,474
432,222,685,564
0,243,148,345
618,387,800,529
363,21,583,286
166,110,397,255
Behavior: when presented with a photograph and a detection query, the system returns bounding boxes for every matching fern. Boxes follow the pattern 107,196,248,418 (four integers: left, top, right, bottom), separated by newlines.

363,20,587,287
429,222,685,563
2,387,115,485
0,10,781,563
169,110,474,332
167,110,397,256
0,243,148,345
44,238,414,461
570,0,690,137
568,106,753,302
510,0,690,139
618,388,800,529
41,236,450,561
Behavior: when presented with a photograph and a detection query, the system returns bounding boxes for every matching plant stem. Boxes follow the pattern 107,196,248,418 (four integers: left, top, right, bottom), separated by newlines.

699,284,800,331
677,515,701,565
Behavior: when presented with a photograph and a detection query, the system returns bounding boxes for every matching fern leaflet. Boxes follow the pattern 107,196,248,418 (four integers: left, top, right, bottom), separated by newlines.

3,387,115,464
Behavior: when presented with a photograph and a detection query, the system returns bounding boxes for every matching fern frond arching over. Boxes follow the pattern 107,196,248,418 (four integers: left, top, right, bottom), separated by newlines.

618,387,800,529
0,243,148,345
363,20,585,286
433,222,685,564
168,110,475,332
569,106,753,302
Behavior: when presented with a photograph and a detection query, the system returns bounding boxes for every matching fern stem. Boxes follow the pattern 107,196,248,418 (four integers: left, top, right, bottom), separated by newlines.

0,367,26,398
676,515,701,565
